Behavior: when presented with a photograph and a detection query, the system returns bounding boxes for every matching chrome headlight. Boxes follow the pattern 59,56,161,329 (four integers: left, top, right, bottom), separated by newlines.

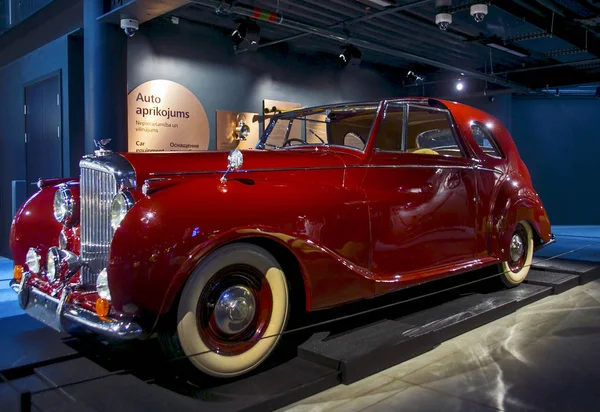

110,192,134,230
25,248,41,274
53,185,76,225
96,268,111,300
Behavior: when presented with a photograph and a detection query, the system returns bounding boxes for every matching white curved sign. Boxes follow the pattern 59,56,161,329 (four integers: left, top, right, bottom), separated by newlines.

128,79,209,152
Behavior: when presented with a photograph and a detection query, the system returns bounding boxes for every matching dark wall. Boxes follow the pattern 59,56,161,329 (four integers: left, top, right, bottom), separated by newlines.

128,20,408,149
512,97,600,226
0,34,82,257
456,94,512,133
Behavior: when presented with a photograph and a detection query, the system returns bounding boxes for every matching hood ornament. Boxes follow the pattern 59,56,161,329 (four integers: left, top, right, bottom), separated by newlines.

94,139,112,156
220,149,243,183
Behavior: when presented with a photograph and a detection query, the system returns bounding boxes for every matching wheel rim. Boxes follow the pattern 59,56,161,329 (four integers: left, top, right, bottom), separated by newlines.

196,264,273,356
508,225,528,273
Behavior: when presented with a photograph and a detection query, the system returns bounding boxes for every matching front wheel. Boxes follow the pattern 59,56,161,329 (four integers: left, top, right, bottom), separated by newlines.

169,243,289,377
499,221,534,287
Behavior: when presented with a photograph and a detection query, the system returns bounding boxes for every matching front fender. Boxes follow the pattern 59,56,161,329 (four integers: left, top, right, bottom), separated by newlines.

10,184,75,265
108,175,373,319
491,175,551,261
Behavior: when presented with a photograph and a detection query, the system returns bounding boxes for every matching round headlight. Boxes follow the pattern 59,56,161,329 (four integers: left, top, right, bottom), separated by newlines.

110,192,135,231
53,185,75,225
25,248,41,274
47,247,60,282
96,268,111,300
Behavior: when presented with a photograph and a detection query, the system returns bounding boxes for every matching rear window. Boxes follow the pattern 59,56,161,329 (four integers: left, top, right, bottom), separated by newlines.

471,122,504,159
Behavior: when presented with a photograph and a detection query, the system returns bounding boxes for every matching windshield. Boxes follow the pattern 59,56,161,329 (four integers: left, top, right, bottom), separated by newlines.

257,105,379,151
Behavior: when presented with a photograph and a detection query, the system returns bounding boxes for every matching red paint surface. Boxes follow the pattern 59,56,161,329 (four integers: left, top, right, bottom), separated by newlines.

10,98,551,332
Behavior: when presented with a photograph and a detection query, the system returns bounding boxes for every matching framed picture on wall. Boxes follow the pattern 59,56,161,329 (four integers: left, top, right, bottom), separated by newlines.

216,110,260,151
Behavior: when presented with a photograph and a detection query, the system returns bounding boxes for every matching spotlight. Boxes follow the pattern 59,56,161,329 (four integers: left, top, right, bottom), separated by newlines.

231,20,260,51
456,80,464,91
338,45,362,67
470,4,488,23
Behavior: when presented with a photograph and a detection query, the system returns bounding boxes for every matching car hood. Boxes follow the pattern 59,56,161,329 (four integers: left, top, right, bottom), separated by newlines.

120,147,361,184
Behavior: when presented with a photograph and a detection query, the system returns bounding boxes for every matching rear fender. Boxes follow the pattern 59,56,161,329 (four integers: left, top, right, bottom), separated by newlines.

490,176,551,261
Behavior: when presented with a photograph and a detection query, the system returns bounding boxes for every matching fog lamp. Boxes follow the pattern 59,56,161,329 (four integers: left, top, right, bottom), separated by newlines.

96,298,110,318
14,265,23,283
96,268,111,301
25,248,41,274
46,247,80,283
47,248,59,282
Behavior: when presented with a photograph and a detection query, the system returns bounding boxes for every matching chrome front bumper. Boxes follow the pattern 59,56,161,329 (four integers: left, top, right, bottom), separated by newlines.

10,275,145,340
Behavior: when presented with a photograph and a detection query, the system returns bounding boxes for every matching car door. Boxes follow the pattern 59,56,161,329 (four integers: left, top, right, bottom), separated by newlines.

361,103,478,289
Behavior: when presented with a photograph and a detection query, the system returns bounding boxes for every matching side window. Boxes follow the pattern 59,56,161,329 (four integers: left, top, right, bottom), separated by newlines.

375,103,404,151
471,123,503,159
407,106,462,158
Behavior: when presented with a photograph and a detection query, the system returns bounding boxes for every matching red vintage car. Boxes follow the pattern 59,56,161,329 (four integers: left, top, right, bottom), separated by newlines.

10,97,552,377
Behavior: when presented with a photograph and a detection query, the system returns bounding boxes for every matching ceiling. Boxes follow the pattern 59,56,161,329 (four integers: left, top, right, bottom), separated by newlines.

165,0,600,94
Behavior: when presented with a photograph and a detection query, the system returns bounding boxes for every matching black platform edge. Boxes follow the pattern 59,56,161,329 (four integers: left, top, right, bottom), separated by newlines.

0,315,80,378
525,270,580,295
29,356,340,412
486,283,553,310
300,294,518,385
532,258,600,285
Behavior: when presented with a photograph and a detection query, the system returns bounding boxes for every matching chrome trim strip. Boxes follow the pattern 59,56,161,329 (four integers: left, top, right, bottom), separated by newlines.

149,163,503,177
535,234,556,251
14,281,145,340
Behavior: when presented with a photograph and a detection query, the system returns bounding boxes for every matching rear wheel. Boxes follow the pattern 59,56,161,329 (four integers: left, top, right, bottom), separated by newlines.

499,221,534,287
165,243,289,378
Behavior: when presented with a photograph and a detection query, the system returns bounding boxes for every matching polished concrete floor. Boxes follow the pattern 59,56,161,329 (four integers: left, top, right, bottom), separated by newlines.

282,281,600,411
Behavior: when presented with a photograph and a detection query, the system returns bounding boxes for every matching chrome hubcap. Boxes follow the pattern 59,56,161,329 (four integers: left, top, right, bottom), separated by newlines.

510,234,524,262
214,285,256,335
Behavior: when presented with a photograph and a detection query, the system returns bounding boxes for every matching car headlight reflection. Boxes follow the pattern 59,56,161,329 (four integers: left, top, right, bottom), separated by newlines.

96,268,111,301
110,192,135,231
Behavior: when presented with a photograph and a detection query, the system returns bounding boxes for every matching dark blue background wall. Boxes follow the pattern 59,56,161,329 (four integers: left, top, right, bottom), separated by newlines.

0,34,83,257
128,20,408,149
511,97,600,226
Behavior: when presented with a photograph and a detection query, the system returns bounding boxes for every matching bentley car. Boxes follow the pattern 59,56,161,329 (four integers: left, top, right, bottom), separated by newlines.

9,97,552,377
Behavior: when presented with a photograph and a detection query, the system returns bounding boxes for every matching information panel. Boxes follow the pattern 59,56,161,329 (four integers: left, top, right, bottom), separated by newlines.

127,79,209,152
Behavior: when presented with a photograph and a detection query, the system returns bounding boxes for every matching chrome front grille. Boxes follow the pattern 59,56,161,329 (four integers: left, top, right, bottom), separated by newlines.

80,166,118,286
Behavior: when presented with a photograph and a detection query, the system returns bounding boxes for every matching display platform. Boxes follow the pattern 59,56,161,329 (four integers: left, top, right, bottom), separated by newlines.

1,256,599,412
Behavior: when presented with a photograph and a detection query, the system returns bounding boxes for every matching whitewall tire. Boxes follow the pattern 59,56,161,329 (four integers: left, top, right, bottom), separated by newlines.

175,243,289,378
500,221,534,287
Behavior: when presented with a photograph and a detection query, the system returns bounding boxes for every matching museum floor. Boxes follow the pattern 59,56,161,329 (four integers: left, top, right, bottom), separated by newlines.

1,226,599,412
280,225,600,412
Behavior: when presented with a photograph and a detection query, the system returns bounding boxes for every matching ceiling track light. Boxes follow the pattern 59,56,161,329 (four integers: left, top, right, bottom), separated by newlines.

456,79,464,91
338,45,362,67
231,20,260,51
357,0,396,9
486,42,529,58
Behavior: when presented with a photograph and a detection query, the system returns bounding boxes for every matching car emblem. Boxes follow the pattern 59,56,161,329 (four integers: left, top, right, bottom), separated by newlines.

94,139,112,155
